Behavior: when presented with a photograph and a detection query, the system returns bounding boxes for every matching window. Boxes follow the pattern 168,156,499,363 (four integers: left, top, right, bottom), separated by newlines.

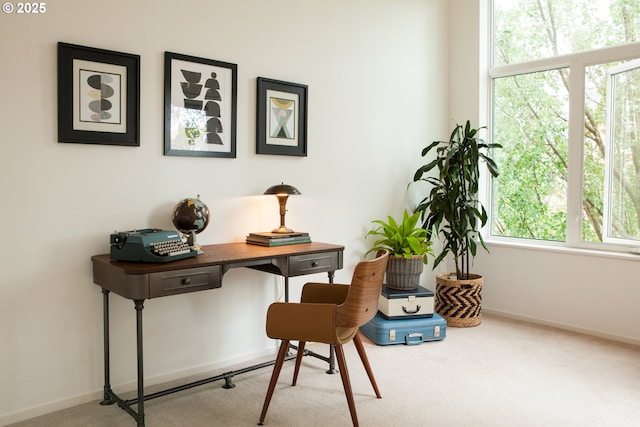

604,59,640,243
489,0,640,251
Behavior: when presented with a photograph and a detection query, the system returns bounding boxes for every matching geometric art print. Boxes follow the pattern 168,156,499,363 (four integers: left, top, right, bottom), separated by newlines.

164,52,237,157
58,42,139,146
72,58,127,134
266,89,298,147
256,77,307,156
79,69,121,124
169,57,234,154
269,96,295,140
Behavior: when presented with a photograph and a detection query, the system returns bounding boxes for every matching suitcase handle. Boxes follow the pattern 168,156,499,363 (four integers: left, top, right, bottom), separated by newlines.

402,304,422,314
405,333,423,345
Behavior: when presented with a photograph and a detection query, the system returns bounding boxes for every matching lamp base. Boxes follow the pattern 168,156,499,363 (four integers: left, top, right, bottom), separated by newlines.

272,226,295,234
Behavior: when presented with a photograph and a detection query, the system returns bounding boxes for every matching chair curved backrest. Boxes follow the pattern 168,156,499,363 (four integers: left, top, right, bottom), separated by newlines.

336,251,388,329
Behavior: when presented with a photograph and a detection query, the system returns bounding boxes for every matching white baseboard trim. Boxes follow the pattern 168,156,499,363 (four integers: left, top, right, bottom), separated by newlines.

0,390,103,427
484,309,640,346
0,346,277,427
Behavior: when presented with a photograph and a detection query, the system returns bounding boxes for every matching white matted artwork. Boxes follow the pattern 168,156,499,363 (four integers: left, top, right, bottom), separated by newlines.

58,42,140,146
257,77,307,156
74,59,126,133
266,89,299,147
164,52,237,158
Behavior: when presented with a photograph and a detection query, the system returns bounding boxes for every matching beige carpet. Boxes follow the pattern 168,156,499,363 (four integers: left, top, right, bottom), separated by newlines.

9,314,640,427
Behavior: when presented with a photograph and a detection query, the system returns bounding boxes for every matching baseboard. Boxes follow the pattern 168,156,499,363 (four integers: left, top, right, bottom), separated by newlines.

0,389,104,427
483,309,640,346
0,346,277,427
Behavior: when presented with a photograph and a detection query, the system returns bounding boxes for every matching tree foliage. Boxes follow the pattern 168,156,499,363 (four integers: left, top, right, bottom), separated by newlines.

492,0,640,243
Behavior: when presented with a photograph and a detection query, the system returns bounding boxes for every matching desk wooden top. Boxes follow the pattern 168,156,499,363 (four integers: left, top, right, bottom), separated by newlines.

91,241,345,275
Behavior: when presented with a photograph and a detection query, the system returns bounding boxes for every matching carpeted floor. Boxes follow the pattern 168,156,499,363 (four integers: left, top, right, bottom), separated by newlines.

8,314,640,426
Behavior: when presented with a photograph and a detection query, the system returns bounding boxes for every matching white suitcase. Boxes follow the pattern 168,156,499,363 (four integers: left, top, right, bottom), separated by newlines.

378,284,434,320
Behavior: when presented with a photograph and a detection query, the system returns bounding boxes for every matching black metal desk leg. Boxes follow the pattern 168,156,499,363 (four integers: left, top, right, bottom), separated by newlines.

284,276,289,302
100,289,115,405
327,346,337,374
326,271,337,374
134,299,145,427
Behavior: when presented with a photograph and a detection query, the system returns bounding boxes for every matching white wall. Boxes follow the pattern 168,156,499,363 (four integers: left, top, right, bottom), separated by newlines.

448,0,640,344
476,244,640,343
0,0,447,423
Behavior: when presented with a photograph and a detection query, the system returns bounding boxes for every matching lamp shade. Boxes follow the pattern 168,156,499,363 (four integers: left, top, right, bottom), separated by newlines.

263,183,301,196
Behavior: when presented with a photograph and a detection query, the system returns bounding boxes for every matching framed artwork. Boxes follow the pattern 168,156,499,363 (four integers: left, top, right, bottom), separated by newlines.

256,77,308,156
58,42,140,146
164,52,237,158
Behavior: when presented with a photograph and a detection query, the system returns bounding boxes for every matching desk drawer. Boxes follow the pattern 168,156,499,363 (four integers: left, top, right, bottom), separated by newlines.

149,266,221,298
289,252,340,276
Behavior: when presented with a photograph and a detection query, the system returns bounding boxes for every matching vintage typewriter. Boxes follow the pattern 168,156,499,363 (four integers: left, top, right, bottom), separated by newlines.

109,228,199,262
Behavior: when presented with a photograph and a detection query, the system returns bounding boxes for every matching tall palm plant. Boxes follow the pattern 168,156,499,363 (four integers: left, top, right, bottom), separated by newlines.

413,121,501,279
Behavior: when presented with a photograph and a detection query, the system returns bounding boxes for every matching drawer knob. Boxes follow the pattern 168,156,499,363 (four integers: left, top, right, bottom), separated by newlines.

181,278,191,285
311,261,319,267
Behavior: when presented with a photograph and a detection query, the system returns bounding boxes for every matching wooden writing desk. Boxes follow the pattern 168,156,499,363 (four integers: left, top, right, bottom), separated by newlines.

92,242,344,426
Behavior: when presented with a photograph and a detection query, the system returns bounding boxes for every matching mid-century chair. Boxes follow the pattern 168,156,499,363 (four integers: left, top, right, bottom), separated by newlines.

258,251,389,427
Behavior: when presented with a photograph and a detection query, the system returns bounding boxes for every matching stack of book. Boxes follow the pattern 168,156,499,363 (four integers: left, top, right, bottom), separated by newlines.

246,232,311,247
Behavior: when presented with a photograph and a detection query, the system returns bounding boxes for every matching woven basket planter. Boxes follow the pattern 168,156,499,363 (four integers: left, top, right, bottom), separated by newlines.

435,273,483,327
385,255,424,290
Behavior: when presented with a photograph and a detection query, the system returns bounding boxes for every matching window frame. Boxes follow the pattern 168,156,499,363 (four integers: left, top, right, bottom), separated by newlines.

486,2,640,254
603,59,640,245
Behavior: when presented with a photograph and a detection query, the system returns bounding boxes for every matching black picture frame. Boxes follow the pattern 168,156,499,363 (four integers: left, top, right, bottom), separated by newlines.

164,52,237,158
256,77,308,156
57,42,140,146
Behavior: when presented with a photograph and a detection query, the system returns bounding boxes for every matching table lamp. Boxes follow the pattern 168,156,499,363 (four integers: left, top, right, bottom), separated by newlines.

264,182,301,233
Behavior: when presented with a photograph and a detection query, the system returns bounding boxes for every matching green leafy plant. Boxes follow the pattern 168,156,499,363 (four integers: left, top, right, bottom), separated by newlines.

413,121,501,278
366,210,433,264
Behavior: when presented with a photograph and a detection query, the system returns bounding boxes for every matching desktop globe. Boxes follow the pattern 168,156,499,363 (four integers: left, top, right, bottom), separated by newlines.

171,197,210,251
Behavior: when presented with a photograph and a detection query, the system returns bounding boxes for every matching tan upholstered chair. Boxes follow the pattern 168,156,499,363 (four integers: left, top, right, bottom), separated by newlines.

258,251,389,427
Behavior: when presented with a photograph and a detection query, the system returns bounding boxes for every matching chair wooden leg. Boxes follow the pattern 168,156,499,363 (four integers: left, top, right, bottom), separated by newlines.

292,341,306,386
353,332,381,398
334,344,359,427
259,340,290,425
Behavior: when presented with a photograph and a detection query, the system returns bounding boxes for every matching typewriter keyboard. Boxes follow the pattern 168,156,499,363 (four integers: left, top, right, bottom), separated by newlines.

150,240,192,257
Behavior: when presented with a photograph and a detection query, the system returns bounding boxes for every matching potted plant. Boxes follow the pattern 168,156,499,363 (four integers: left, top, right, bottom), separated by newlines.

412,121,501,326
366,209,433,290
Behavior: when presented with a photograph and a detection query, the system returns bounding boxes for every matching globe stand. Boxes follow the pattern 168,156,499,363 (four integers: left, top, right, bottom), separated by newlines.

186,231,203,254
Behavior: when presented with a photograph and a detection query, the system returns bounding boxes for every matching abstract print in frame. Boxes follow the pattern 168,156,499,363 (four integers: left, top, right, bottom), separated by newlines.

164,52,237,158
256,77,308,156
57,42,140,146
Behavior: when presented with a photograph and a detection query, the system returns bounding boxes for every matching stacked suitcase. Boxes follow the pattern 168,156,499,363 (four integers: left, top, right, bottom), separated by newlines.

360,284,447,345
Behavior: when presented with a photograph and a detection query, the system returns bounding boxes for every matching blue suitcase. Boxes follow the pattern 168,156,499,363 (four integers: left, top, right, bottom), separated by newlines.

360,312,446,345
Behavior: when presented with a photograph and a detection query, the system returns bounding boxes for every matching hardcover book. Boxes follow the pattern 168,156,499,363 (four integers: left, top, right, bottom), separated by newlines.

246,232,311,246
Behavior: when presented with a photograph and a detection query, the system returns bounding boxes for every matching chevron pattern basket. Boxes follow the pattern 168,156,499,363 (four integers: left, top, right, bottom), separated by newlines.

435,273,483,327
